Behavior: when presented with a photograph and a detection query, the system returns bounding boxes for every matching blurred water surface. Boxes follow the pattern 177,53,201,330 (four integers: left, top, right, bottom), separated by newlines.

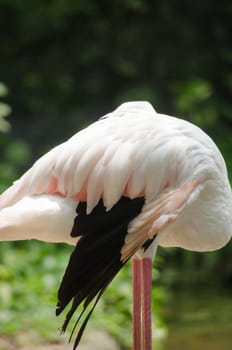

163,288,232,350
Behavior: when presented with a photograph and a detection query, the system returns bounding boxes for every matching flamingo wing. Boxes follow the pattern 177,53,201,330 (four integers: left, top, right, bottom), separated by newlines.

0,102,176,212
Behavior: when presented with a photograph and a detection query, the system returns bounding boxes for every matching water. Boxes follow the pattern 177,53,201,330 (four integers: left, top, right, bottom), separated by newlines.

163,288,232,350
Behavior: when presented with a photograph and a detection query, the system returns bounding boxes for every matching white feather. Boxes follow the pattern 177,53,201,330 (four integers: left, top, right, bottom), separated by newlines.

0,195,78,244
72,140,108,195
86,158,105,214
103,142,133,209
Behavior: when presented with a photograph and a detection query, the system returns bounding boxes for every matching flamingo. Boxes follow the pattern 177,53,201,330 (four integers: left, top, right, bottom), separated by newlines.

0,101,231,350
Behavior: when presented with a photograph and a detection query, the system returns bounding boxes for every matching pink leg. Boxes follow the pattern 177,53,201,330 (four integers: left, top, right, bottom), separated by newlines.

132,258,142,350
141,258,152,350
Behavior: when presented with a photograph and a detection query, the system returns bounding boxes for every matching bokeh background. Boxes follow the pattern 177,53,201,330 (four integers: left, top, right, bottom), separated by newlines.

0,1,232,349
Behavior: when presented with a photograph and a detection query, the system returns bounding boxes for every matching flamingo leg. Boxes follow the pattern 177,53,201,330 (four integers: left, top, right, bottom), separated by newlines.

132,258,142,350
132,257,152,350
141,258,152,350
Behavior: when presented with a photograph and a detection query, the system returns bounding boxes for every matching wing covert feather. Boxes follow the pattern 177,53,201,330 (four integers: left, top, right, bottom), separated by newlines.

0,102,185,211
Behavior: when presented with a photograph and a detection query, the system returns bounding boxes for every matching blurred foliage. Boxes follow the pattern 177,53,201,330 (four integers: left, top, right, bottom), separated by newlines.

0,0,232,347
0,82,11,133
0,241,67,339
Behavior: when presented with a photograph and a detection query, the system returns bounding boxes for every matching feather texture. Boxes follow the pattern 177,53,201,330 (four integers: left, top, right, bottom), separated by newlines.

0,101,229,215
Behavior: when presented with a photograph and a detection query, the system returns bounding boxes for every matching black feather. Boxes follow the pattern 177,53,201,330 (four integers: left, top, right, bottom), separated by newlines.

142,238,155,251
56,196,144,349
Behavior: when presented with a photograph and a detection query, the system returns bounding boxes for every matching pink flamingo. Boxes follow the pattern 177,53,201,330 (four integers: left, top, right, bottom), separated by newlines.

0,101,231,350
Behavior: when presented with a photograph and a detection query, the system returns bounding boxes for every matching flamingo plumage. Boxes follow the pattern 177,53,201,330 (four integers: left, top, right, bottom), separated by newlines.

0,101,231,349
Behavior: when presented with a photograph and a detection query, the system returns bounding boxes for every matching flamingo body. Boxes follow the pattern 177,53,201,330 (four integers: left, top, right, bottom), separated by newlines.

0,101,231,349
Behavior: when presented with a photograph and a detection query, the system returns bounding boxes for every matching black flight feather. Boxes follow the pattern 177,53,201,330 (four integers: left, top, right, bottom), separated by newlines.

56,196,145,349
